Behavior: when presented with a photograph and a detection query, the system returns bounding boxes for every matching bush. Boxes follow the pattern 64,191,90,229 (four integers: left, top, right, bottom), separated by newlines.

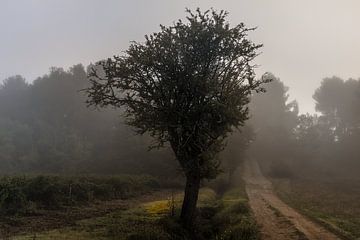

0,174,160,215
25,176,65,208
0,179,27,215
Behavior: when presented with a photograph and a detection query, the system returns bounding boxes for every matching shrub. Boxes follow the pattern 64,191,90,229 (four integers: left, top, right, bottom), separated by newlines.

24,176,65,208
0,179,27,215
0,174,161,215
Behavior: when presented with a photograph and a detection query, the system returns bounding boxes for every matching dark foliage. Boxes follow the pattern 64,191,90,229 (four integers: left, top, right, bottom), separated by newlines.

0,64,176,177
0,174,159,215
248,74,360,179
86,8,268,227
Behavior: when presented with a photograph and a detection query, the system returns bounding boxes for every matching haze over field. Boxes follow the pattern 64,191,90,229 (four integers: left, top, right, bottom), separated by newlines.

0,2,360,239
1,0,360,113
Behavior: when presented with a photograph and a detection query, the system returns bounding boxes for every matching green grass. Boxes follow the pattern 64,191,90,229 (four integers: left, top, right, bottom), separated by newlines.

13,183,259,240
214,184,260,240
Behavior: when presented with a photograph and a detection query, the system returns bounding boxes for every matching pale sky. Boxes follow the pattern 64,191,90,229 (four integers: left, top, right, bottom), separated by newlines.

1,0,360,113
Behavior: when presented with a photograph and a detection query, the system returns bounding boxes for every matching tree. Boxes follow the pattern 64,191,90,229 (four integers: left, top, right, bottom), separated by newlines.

313,77,360,140
221,125,254,184
86,9,268,227
0,75,30,121
248,74,298,177
312,77,360,176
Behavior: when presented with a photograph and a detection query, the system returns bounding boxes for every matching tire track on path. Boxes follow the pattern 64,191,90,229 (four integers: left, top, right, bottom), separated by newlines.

243,159,341,240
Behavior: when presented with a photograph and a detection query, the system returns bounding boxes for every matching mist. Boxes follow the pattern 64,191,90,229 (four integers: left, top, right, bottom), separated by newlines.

2,0,360,113
0,1,359,239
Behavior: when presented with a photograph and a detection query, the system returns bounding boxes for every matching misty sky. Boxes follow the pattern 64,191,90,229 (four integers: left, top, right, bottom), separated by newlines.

1,0,360,113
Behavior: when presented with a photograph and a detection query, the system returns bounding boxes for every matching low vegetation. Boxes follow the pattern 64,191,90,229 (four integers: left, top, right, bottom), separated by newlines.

10,177,259,240
273,178,360,240
0,174,160,215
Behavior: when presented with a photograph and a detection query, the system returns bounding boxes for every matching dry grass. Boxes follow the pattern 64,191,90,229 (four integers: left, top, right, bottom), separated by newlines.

11,185,259,240
11,188,219,240
273,177,360,240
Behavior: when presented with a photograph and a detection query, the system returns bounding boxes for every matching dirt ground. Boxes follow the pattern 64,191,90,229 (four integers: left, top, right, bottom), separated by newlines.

243,158,341,240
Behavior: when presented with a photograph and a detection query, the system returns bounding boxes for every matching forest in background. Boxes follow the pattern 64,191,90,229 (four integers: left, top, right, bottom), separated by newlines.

1,64,359,180
0,64,174,176
249,74,360,180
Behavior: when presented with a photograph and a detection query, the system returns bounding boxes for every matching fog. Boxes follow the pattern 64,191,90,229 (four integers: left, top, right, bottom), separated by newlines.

2,0,360,113
0,2,359,239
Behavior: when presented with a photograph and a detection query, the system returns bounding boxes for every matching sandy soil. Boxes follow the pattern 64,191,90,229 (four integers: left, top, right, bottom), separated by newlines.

243,159,341,240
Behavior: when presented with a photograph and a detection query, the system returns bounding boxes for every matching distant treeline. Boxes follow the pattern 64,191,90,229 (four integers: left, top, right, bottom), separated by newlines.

1,66,359,179
248,74,360,179
0,65,175,175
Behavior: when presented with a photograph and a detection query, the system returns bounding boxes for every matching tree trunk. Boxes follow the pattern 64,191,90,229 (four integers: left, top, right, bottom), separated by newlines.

180,173,201,229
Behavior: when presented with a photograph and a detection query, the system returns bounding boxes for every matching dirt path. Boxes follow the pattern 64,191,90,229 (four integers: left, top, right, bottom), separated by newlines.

243,159,341,240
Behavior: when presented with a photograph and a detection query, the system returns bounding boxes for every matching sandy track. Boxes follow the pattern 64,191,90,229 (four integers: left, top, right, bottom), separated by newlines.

243,159,341,240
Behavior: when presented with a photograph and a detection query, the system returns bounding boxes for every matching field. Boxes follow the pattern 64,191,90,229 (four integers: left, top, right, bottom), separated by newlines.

273,177,360,240
0,175,259,240
0,174,162,238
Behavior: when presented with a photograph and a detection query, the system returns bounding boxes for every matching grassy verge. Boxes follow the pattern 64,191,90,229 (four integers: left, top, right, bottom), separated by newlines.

13,180,259,240
272,178,360,240
215,185,260,240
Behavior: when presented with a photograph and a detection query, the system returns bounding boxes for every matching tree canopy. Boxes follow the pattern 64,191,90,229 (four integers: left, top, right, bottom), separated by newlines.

86,9,268,226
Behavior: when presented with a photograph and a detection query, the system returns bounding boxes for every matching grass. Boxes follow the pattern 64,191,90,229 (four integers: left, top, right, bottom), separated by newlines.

14,189,209,240
0,174,164,240
273,177,360,240
12,181,260,240
0,174,160,216
214,180,260,240
14,198,171,240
